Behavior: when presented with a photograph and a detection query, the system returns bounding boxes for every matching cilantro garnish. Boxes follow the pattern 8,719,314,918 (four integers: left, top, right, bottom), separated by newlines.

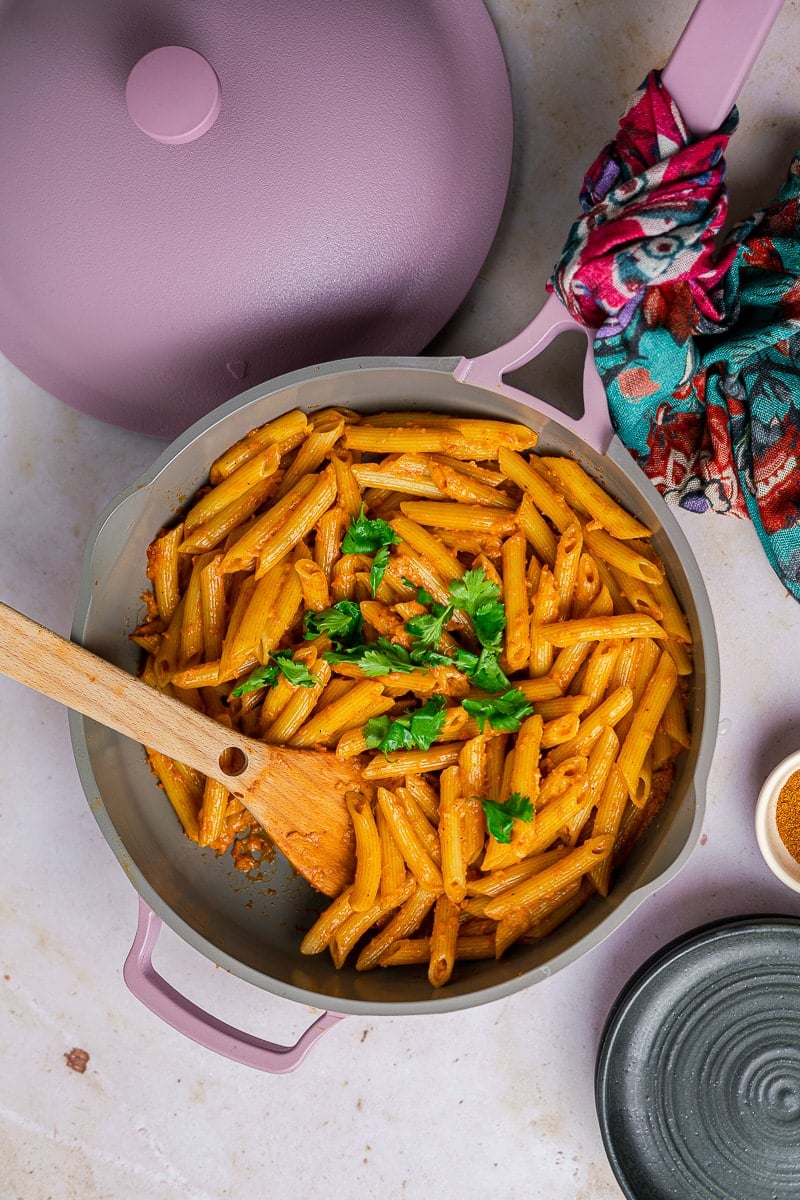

454,646,511,693
231,650,316,697
394,568,510,688
363,696,447,755
342,505,399,594
400,578,435,607
342,505,399,555
324,636,417,676
478,792,534,843
462,688,533,732
448,568,506,650
369,544,392,595
303,600,363,647
410,646,453,669
404,601,454,647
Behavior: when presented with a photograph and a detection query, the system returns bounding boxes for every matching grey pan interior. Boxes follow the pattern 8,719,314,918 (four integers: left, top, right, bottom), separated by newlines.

69,356,720,1016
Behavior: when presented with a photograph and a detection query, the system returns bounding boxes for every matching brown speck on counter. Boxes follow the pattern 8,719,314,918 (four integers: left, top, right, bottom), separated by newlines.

64,1047,90,1073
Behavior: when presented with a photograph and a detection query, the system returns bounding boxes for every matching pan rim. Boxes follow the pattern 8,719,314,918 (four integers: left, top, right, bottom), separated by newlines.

69,353,719,1016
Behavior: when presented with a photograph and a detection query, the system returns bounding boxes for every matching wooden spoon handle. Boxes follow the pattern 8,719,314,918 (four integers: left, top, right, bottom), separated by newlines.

0,601,262,787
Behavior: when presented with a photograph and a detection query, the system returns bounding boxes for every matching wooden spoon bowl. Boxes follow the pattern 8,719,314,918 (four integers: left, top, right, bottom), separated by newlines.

0,601,357,896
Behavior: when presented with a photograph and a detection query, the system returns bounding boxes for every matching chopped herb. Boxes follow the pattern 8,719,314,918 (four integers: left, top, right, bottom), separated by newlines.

342,505,399,555
471,601,506,652
303,599,363,646
462,688,534,733
363,696,447,755
369,544,392,595
454,647,510,693
276,655,318,688
404,602,454,647
324,637,417,676
448,567,506,650
448,566,500,616
341,504,399,596
479,792,534,843
410,646,453,669
400,577,433,606
231,650,316,697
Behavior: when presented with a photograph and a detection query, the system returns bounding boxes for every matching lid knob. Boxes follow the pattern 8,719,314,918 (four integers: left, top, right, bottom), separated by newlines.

126,46,221,145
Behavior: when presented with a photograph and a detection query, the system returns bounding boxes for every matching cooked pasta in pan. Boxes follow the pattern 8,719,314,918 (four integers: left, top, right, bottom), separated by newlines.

132,407,692,987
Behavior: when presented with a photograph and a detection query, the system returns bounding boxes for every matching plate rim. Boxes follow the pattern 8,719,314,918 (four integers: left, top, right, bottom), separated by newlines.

595,913,800,1200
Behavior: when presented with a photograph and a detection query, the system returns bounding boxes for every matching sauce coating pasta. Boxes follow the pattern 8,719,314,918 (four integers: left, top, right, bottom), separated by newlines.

133,408,693,987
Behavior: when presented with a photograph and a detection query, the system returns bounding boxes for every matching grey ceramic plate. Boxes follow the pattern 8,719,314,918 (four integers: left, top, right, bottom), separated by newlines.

596,917,800,1200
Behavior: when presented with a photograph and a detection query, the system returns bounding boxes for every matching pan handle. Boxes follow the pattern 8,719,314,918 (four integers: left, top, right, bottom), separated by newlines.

123,898,345,1073
452,293,615,454
455,0,785,456
660,0,786,138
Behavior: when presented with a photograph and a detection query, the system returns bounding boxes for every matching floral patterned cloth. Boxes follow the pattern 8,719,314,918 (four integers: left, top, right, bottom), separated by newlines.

550,70,800,601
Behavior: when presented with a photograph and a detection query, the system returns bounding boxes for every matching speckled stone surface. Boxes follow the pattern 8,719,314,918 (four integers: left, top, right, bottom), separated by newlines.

2,3,800,1198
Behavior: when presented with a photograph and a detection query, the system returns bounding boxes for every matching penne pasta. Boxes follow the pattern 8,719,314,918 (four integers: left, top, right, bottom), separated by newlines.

616,650,679,805
209,410,308,483
536,456,651,539
146,524,184,622
355,886,438,972
502,532,531,671
347,792,382,911
499,449,576,534
184,444,280,535
133,407,695,987
428,894,461,987
540,613,667,647
484,835,613,920
438,766,467,904
376,788,443,893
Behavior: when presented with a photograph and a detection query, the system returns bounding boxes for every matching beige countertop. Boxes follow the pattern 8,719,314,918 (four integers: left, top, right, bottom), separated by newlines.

2,2,800,1197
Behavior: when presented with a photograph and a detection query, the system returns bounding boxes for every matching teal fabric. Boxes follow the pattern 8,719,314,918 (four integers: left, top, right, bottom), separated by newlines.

550,70,800,601
596,158,800,600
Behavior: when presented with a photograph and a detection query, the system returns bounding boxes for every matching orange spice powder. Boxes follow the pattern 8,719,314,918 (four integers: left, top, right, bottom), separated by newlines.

775,769,800,863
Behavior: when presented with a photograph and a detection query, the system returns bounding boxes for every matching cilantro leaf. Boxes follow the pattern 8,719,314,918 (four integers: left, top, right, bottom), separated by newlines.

410,646,453,669
362,714,394,750
369,544,392,595
359,640,415,676
453,646,510,691
448,567,501,616
472,601,506,651
462,688,534,732
324,637,417,676
404,602,454,647
363,696,447,755
447,567,506,651
479,792,534,843
230,663,278,697
276,654,317,688
342,505,399,555
400,577,433,606
231,650,316,697
303,600,363,646
465,647,511,693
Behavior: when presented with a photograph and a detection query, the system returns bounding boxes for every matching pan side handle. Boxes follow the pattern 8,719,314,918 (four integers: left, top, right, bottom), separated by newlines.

452,293,615,454
661,0,786,137
123,898,345,1074
455,0,786,455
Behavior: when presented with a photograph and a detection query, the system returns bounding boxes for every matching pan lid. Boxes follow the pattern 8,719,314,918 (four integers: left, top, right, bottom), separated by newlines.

596,916,800,1200
0,0,512,437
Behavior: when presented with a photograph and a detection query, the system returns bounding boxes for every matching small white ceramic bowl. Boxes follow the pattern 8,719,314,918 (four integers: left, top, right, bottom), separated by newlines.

755,749,800,893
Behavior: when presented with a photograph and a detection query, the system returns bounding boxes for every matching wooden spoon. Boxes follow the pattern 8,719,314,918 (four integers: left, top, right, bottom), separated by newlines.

0,601,358,896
